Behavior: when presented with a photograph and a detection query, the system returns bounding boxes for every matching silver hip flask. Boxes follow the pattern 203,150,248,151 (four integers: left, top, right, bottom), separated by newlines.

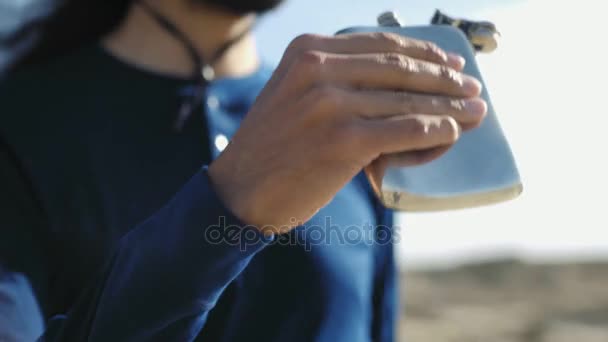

337,11,523,212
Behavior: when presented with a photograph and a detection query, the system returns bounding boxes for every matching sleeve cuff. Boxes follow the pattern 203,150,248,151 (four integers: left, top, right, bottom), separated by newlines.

198,166,275,251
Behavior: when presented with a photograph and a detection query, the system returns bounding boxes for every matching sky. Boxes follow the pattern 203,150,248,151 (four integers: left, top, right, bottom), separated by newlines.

256,0,608,267
1,0,606,267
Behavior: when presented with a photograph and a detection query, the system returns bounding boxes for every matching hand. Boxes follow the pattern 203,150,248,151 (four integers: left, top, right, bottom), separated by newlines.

208,32,487,231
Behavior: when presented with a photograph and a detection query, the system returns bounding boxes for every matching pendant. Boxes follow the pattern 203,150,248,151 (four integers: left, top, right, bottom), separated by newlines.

202,65,215,82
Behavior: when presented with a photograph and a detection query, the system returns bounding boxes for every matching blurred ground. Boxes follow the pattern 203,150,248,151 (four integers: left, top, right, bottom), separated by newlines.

399,259,608,342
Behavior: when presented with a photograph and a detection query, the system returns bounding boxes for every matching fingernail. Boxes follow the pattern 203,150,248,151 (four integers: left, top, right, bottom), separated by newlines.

447,53,466,69
464,98,488,117
443,116,461,141
462,75,483,95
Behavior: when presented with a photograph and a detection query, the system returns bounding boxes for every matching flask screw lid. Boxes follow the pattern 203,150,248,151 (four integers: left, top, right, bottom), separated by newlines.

377,11,403,27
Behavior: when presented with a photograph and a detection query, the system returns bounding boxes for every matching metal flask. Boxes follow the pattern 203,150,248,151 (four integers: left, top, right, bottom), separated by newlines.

337,12,522,212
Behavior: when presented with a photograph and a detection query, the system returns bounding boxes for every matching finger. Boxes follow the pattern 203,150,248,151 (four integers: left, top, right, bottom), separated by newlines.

364,145,452,185
360,114,460,155
285,33,462,70
379,146,453,167
321,88,487,130
447,53,466,71
287,52,482,97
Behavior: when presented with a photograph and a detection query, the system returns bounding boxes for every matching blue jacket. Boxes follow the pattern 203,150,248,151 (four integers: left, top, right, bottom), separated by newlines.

0,44,397,341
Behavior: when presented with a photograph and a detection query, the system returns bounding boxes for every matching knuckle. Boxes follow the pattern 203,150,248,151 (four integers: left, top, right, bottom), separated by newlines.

295,50,326,69
447,98,466,112
373,32,404,48
382,52,404,64
289,33,321,51
404,116,459,143
310,86,345,112
438,65,460,83
405,117,428,138
288,50,326,80
382,53,413,72
282,34,322,68
398,93,417,113
423,42,447,62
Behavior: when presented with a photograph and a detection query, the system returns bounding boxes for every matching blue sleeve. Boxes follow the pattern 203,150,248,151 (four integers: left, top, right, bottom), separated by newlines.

0,161,272,340
371,208,398,342
43,167,273,341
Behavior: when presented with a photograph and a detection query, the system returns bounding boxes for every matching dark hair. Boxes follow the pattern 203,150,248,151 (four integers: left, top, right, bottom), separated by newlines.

3,0,133,70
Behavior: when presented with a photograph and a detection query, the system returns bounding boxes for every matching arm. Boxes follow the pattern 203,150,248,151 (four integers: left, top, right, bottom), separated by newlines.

46,167,273,341
0,142,272,341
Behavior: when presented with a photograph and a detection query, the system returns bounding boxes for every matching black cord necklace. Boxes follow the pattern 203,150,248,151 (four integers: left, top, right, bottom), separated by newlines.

137,1,253,131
